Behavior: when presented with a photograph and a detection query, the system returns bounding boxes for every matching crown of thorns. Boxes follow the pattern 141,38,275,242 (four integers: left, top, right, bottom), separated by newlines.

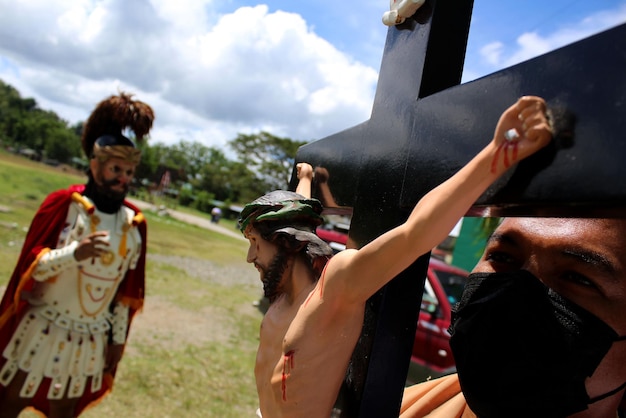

238,191,324,233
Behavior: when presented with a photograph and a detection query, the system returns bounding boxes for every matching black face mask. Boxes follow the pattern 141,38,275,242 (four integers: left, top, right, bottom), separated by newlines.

449,270,626,418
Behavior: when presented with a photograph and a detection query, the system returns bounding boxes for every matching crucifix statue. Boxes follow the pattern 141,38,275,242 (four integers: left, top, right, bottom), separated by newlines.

293,0,626,416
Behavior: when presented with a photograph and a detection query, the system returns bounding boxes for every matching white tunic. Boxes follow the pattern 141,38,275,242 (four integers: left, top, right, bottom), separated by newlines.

0,197,142,399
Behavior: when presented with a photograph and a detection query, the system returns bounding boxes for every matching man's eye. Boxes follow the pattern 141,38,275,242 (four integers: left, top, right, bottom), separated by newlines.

485,251,516,264
561,272,595,288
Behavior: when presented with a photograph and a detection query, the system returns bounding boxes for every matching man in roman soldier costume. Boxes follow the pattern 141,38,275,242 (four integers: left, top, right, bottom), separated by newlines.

0,92,155,417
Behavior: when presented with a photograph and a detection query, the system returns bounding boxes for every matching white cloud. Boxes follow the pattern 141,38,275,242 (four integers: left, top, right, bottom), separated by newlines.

479,41,504,66
481,4,626,69
0,0,379,150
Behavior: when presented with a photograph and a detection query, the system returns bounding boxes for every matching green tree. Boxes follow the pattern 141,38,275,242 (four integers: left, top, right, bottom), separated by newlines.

0,79,313,206
25,109,80,162
0,82,22,142
135,141,164,183
225,161,267,203
169,141,213,180
229,131,307,193
44,126,82,162
194,148,261,203
0,79,82,163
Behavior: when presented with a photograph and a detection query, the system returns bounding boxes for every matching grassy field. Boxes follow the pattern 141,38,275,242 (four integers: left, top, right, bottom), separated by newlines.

0,152,263,417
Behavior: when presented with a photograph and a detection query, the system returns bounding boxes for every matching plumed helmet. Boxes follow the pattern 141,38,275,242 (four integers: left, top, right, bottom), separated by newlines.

91,133,142,164
239,191,333,275
81,92,155,163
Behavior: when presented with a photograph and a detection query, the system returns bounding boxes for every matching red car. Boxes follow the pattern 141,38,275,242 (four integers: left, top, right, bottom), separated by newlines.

409,257,468,382
316,222,349,253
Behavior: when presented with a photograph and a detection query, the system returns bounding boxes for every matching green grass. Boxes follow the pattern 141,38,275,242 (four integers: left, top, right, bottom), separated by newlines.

0,152,90,279
145,213,245,265
0,152,263,417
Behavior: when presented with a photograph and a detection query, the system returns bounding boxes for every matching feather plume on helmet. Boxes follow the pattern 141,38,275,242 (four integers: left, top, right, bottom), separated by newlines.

81,92,155,164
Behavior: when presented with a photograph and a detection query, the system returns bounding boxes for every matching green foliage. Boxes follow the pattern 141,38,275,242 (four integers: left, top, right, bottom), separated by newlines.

0,151,86,279
178,187,195,207
193,148,261,203
135,140,162,181
169,140,214,179
229,131,307,192
0,80,82,163
136,133,304,207
220,160,267,203
191,190,216,213
0,79,310,209
44,125,83,161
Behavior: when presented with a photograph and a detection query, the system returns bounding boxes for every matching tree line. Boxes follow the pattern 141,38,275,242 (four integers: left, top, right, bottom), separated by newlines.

0,79,307,211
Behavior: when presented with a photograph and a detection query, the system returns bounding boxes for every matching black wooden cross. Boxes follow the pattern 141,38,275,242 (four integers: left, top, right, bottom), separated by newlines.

292,0,626,416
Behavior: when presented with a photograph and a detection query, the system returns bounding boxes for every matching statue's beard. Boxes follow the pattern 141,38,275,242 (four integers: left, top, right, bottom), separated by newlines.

96,177,129,201
84,173,128,214
261,252,290,304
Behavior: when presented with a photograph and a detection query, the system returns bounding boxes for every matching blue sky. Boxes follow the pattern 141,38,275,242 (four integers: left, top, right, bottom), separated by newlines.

0,0,624,151
228,0,626,80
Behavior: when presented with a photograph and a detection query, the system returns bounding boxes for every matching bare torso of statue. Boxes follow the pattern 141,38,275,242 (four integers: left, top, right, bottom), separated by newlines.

255,256,365,418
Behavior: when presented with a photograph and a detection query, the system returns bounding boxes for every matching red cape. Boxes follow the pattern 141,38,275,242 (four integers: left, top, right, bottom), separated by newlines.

0,184,147,416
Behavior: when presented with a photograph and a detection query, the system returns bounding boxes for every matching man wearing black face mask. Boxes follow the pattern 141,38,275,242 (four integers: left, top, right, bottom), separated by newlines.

0,93,154,418
400,218,626,418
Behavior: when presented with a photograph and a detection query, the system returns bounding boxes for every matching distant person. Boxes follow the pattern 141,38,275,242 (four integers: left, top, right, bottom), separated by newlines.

238,96,552,417
0,93,155,418
211,207,222,224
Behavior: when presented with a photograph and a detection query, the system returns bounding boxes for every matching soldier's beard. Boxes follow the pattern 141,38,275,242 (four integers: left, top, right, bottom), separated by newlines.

261,252,289,304
96,177,129,201
84,173,128,214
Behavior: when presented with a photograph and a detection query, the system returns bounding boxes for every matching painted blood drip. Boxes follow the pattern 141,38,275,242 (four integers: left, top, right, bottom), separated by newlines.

490,142,519,174
304,268,326,307
282,350,295,401
491,142,504,174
